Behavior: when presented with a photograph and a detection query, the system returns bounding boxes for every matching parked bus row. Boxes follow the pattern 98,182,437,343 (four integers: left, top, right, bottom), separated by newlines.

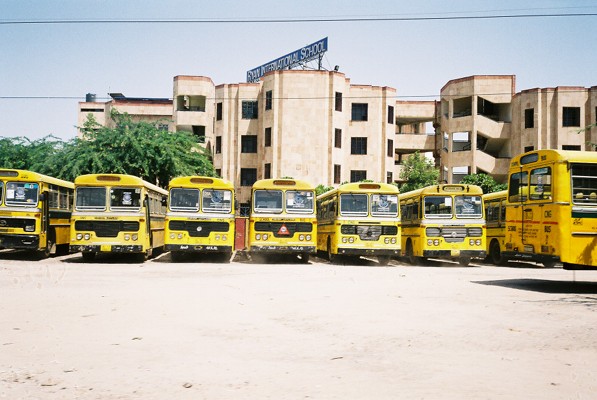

1,149,596,269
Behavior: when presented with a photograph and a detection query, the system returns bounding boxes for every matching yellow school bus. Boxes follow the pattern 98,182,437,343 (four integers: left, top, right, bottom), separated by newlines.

399,184,486,266
505,149,597,270
165,176,235,262
248,178,317,263
0,169,73,258
483,190,508,265
317,182,400,265
70,174,167,262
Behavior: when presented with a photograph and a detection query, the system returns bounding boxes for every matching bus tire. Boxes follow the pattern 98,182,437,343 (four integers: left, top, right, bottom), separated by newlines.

327,238,335,263
543,259,557,268
171,251,184,262
82,252,96,262
459,257,471,266
300,253,310,264
37,230,56,259
378,255,391,266
406,241,419,265
490,240,506,265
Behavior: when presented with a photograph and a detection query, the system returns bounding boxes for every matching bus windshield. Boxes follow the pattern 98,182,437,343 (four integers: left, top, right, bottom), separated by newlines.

254,190,283,213
76,187,106,210
340,193,368,217
5,182,39,207
170,188,199,211
455,195,483,218
424,196,453,218
371,194,398,217
286,190,314,214
110,187,142,210
203,189,232,213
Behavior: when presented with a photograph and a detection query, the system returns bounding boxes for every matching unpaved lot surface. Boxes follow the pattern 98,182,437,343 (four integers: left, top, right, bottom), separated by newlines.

1,252,597,399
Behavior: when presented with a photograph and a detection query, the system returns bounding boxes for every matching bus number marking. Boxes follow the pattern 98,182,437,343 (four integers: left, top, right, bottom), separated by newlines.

573,218,582,226
544,210,551,218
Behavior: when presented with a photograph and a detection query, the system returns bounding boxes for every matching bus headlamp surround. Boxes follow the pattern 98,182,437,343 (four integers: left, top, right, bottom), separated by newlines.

84,233,91,240
76,233,83,240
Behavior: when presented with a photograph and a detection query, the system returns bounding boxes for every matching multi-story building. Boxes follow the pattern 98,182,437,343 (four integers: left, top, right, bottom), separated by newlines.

77,72,596,203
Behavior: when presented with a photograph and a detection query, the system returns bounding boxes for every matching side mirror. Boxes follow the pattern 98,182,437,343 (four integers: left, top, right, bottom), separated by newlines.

161,197,167,206
39,192,47,201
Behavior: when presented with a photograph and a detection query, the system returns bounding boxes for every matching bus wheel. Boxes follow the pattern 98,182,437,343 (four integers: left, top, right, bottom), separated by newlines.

406,241,418,265
82,252,96,262
221,251,232,263
171,251,184,262
377,256,391,266
490,241,506,265
459,257,471,266
543,259,557,268
37,232,56,259
300,253,310,264
327,238,335,263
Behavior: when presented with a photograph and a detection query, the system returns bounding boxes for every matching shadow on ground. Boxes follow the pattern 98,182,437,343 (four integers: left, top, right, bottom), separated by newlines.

473,278,597,294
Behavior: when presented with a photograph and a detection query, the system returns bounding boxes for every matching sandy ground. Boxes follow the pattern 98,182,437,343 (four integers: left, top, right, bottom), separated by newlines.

1,251,597,400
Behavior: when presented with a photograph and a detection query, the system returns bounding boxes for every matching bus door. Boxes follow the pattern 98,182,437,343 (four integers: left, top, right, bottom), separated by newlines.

144,194,152,248
40,190,50,250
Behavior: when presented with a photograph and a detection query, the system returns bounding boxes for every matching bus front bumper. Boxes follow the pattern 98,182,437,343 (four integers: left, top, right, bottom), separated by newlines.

337,248,400,256
250,245,316,254
70,245,143,254
0,234,40,249
165,244,233,253
423,250,486,258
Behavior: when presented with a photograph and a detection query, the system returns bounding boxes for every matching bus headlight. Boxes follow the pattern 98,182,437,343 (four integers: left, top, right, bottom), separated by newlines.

434,239,440,246
84,233,91,240
132,234,138,241
385,238,390,244
427,239,433,246
124,234,130,241
476,239,481,246
215,235,220,241
306,235,311,241
391,238,397,244
170,233,176,239
342,237,348,243
349,237,355,243
76,233,83,240
222,235,227,241
256,234,261,240
469,239,475,246
299,234,305,241
25,225,35,232
263,234,268,241
177,233,183,239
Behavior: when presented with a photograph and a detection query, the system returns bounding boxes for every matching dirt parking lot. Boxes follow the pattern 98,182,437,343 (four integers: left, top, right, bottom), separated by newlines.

1,251,597,399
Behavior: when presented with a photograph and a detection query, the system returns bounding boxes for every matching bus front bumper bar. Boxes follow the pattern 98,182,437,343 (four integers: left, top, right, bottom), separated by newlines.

250,245,316,253
0,234,40,249
165,244,233,252
70,245,143,253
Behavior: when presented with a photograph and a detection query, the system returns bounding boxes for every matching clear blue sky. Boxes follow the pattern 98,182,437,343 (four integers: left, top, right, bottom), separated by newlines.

1,0,596,140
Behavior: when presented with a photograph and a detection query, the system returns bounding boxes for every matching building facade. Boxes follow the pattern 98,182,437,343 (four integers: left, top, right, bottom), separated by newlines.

78,72,596,203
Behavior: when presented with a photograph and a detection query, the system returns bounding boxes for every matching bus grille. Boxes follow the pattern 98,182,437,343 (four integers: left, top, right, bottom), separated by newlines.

0,217,35,229
441,227,467,243
169,220,229,237
340,225,397,241
254,222,312,237
74,220,140,238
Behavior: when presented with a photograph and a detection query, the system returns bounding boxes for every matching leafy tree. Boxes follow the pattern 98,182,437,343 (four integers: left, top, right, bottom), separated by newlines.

399,151,439,193
0,135,66,173
315,184,334,196
54,111,215,186
460,173,507,194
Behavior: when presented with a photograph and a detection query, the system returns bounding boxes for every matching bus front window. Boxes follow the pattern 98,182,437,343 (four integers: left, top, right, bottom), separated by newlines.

371,194,398,217
424,196,453,218
203,189,232,213
286,190,314,214
254,190,283,213
170,188,199,211
5,182,39,207
455,195,482,218
110,188,142,210
340,193,368,217
76,187,106,210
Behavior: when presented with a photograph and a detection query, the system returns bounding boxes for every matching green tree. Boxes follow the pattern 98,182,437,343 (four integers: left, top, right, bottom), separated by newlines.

399,151,439,193
0,135,65,173
460,173,507,194
53,111,215,186
315,184,334,196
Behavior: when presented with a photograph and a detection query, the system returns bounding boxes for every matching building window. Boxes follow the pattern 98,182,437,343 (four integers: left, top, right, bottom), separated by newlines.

387,139,393,157
241,135,257,153
265,127,272,147
350,170,367,182
192,125,205,143
157,123,169,131
334,129,342,148
242,101,258,119
562,145,581,150
265,90,272,111
387,171,393,184
240,168,257,186
215,136,222,154
334,164,341,184
524,108,534,129
388,105,394,124
351,103,368,121
335,92,342,112
452,132,470,152
264,163,271,179
563,107,581,127
524,146,534,153
351,137,367,155
452,166,469,184
216,102,223,121
215,169,221,177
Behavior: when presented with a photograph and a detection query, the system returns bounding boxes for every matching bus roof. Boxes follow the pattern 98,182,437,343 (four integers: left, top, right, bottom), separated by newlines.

252,178,315,191
0,169,74,189
168,176,234,190
318,182,399,199
510,149,597,169
399,184,484,199
74,174,167,195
